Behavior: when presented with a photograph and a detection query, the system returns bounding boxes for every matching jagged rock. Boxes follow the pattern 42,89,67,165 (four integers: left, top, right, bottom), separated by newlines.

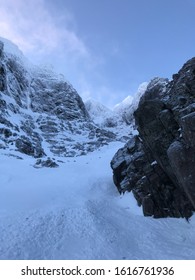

111,58,195,218
15,136,45,158
34,158,59,168
30,71,90,121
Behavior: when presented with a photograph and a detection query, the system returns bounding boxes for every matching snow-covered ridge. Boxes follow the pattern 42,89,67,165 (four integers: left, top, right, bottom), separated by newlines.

114,95,133,113
85,83,148,128
0,37,24,58
0,37,72,87
85,98,117,126
113,82,148,117
85,98,113,117
0,36,34,74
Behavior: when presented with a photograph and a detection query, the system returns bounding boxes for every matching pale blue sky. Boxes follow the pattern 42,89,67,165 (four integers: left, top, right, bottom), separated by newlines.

1,0,195,107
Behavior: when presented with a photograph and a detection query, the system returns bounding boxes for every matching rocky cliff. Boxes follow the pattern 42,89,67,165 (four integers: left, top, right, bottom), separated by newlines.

0,37,116,160
111,58,195,219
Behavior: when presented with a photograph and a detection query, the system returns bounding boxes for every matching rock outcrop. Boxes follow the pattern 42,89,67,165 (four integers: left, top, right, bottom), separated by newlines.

111,58,195,218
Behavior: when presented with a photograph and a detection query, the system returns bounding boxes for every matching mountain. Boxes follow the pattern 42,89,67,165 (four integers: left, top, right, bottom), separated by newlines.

1,37,195,260
85,98,116,127
85,98,138,144
113,82,148,124
85,84,148,141
113,95,133,117
0,37,117,160
111,60,195,219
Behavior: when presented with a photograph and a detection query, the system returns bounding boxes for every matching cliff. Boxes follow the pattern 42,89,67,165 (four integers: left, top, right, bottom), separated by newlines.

111,58,195,219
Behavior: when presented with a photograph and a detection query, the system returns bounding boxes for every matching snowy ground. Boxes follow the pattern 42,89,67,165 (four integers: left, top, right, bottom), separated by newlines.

0,142,195,260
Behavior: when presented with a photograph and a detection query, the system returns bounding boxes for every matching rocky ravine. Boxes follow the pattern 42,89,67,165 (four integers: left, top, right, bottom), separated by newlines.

111,58,195,219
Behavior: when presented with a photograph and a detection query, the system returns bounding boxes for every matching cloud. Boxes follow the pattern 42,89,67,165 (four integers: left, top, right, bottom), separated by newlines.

0,0,88,58
0,0,130,108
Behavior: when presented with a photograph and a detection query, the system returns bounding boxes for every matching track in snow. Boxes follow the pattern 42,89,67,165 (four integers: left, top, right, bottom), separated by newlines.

0,142,195,260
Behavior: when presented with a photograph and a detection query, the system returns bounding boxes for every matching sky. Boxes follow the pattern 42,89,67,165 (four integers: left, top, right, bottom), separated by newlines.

0,0,195,108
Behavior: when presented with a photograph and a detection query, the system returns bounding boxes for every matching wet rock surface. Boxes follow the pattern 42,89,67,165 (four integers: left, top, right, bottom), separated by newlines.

111,59,195,218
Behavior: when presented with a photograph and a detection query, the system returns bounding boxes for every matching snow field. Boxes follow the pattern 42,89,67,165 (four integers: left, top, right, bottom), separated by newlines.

0,142,195,260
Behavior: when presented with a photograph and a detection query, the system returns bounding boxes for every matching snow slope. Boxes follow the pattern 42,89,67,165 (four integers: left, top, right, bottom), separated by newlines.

0,142,195,260
114,83,148,113
85,98,114,125
84,98,136,141
113,95,134,114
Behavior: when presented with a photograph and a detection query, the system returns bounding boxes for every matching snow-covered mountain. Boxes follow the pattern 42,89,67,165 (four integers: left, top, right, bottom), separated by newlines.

84,83,148,141
0,37,117,160
113,82,148,124
0,37,150,161
85,98,114,126
1,37,195,261
114,95,133,114
84,98,137,143
85,98,123,131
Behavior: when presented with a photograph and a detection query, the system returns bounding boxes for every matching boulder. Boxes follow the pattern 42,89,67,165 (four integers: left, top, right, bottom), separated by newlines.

34,158,59,168
15,136,45,158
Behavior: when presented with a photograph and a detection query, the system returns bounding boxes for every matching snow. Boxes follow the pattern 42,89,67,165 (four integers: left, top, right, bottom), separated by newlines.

114,95,133,113
0,37,195,260
0,37,71,88
85,98,117,126
130,82,148,109
0,37,24,59
84,98,134,139
0,142,195,260
113,82,148,115
0,36,33,73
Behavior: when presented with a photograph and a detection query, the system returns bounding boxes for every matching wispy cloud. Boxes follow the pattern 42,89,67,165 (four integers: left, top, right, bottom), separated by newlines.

0,0,88,57
0,0,130,107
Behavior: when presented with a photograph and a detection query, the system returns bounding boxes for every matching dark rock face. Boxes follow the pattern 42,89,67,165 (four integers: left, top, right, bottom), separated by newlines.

111,58,195,218
30,69,89,121
34,158,59,168
15,136,45,158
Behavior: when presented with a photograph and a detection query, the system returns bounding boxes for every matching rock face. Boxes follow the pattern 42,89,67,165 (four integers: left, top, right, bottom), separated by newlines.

111,58,195,218
0,37,117,159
